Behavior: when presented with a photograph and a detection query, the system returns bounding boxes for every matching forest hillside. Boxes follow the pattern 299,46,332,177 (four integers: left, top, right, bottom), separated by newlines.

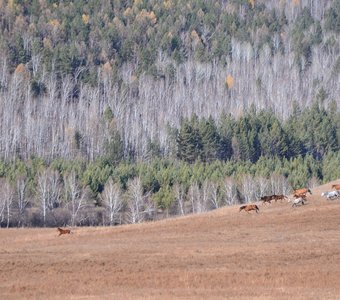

0,0,339,227
0,0,339,160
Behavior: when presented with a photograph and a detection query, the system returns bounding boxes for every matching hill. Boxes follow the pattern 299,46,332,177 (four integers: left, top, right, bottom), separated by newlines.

0,0,338,160
1,180,340,299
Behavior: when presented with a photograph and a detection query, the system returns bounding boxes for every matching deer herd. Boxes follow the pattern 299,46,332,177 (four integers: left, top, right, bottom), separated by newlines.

239,184,340,214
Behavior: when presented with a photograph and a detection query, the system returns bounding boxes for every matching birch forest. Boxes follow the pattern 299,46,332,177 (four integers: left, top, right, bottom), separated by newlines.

0,0,339,227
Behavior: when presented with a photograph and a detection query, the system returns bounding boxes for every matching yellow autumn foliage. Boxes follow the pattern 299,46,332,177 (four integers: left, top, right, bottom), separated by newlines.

49,19,60,27
124,7,133,18
248,0,255,8
164,0,173,10
190,30,200,41
136,9,157,25
7,0,15,10
82,14,90,24
14,63,26,74
149,11,157,24
102,62,112,73
225,75,234,89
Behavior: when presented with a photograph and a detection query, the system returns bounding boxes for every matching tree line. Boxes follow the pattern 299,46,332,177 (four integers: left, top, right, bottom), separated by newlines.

175,102,339,164
1,146,340,227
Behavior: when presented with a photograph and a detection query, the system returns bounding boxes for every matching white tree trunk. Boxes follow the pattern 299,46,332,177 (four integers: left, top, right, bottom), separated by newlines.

101,178,123,225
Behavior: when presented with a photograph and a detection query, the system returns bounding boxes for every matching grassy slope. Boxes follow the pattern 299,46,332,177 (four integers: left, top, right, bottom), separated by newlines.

1,180,340,299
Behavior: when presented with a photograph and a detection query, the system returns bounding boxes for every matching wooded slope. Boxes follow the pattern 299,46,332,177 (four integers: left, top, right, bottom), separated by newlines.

0,0,338,160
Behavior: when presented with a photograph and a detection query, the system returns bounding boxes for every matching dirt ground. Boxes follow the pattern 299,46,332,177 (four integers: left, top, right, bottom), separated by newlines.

1,181,340,299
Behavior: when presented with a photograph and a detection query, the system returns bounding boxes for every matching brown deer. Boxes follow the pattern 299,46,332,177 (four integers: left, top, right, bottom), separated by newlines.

331,184,340,191
293,188,312,198
57,227,72,236
272,194,288,202
260,195,273,205
239,204,259,213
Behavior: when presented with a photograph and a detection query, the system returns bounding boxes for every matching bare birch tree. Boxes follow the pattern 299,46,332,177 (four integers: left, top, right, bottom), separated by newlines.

188,182,208,214
173,182,187,216
2,179,14,228
48,170,62,209
0,197,5,225
100,178,123,225
200,181,210,212
221,177,239,206
64,171,87,226
308,177,320,189
239,174,258,204
256,176,270,197
125,177,152,224
37,170,49,226
208,181,221,209
0,179,7,226
270,173,290,195
37,169,61,225
16,175,29,227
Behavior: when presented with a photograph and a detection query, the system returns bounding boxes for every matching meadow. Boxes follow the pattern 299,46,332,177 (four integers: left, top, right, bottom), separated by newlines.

1,181,340,299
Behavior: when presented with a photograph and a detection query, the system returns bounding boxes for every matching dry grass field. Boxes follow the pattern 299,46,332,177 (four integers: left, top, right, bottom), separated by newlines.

1,180,340,299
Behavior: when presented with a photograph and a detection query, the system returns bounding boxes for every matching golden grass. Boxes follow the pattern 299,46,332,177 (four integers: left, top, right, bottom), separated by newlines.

1,180,340,299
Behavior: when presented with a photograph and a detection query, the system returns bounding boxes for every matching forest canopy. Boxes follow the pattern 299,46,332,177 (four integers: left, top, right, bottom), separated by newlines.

0,0,338,160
